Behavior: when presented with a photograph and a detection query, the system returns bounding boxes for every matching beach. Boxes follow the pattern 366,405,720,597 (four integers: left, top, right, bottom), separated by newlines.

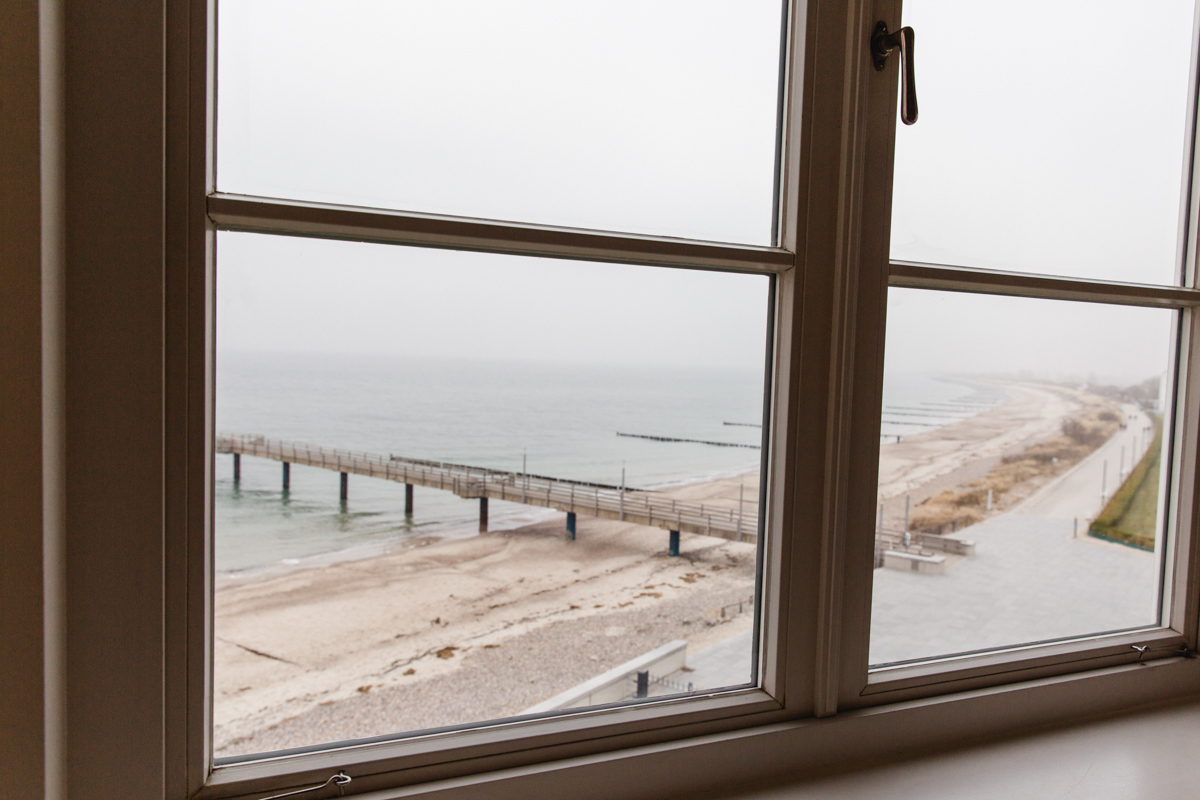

214,472,759,757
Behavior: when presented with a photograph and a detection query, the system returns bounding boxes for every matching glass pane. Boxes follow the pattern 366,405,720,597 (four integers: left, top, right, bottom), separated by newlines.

891,1,1196,285
871,288,1173,667
213,232,769,758
216,1,784,245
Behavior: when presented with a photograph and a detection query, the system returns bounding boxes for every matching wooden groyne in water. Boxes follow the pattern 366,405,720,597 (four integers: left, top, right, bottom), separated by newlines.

217,434,758,546
615,432,760,449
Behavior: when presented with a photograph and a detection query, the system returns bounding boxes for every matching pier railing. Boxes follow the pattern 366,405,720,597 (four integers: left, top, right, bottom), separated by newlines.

217,434,758,544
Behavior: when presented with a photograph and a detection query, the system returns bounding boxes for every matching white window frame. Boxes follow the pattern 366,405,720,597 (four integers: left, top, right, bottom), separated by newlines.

19,0,1200,798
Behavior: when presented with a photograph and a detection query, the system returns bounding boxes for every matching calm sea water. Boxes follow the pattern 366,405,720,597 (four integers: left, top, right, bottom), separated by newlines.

214,354,1003,574
215,352,768,574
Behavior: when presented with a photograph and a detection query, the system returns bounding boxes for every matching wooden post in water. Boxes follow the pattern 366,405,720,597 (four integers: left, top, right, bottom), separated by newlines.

282,461,290,491
405,483,414,516
479,497,489,532
233,453,240,484
340,472,348,502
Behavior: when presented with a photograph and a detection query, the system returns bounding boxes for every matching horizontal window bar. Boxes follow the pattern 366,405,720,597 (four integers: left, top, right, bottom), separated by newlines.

207,193,795,275
860,628,1185,700
198,689,781,800
890,260,1200,308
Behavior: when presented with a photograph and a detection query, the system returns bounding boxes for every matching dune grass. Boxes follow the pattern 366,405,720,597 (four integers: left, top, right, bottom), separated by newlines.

909,397,1121,533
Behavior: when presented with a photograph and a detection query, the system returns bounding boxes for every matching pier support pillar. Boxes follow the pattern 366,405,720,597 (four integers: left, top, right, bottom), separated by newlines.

479,497,489,532
282,462,290,491
233,453,240,484
668,530,680,557
340,472,348,502
566,511,577,541
405,483,414,516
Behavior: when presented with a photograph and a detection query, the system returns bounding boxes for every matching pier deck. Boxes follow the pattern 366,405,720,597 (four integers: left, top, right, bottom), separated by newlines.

217,434,757,544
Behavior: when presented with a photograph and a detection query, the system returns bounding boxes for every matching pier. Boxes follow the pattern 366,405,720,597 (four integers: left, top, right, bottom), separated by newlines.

217,434,757,545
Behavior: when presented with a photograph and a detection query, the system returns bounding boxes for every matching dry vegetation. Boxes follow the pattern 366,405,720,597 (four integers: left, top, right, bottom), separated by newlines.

908,395,1121,533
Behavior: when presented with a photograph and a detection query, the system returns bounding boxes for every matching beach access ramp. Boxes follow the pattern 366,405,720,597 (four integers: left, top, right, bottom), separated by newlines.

217,434,757,545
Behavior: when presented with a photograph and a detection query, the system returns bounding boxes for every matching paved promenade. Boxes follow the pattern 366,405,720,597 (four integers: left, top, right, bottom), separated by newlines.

686,629,755,690
871,403,1160,665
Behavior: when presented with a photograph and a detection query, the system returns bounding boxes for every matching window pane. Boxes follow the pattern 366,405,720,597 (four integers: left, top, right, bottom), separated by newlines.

216,0,784,245
213,233,769,758
871,289,1173,667
891,0,1196,285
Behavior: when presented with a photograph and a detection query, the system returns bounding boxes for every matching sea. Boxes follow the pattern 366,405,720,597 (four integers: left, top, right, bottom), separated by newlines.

214,352,1005,576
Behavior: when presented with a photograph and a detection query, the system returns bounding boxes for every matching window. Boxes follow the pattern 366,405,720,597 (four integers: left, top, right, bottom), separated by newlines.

841,0,1200,705
199,1,798,790
26,0,1200,797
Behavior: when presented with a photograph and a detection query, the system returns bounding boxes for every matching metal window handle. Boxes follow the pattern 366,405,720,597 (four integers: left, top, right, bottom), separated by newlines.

872,21,918,125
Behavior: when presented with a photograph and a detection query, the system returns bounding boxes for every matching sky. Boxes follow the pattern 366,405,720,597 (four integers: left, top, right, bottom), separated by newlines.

215,0,1196,385
216,0,784,244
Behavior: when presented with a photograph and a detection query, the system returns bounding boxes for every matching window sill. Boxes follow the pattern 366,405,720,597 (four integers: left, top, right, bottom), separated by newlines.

315,656,1200,800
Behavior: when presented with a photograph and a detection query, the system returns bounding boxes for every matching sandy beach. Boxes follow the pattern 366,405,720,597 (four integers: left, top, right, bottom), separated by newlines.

214,472,759,757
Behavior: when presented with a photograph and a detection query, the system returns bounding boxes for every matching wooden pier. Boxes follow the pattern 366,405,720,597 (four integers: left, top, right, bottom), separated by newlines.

217,434,757,545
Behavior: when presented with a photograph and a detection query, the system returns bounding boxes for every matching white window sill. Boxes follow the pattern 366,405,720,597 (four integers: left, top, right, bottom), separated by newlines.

330,655,1200,799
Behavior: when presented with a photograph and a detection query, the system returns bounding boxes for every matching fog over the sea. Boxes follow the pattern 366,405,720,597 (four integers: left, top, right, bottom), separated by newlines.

216,0,1195,384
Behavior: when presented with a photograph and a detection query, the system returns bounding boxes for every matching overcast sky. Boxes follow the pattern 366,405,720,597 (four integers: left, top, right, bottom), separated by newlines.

217,0,783,244
216,0,1195,384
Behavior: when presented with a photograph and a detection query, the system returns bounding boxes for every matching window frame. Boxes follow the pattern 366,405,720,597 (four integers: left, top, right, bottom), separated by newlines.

184,1,807,796
147,0,1200,798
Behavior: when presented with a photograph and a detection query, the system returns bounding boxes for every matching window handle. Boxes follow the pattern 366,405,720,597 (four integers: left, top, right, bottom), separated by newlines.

872,21,918,125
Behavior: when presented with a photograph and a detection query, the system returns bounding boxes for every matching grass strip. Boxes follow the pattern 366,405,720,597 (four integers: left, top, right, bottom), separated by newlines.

1088,414,1162,551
